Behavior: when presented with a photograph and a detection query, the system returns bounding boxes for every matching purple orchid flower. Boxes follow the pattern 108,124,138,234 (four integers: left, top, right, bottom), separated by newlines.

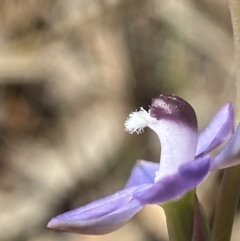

47,94,240,235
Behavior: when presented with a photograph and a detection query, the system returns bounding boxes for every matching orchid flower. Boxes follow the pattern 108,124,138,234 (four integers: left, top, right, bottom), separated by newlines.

47,94,240,235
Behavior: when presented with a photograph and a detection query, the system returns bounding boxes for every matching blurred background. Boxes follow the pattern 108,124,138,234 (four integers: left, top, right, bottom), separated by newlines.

0,0,238,240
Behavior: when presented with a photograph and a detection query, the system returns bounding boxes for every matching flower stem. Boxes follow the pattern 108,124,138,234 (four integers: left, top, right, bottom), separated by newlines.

211,1,240,241
211,166,240,241
229,0,240,124
162,190,195,241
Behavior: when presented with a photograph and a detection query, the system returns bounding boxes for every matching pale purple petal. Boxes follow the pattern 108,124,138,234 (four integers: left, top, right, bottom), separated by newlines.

47,186,145,235
125,160,158,188
47,95,231,236
196,102,234,156
149,95,198,179
211,124,240,170
133,156,211,204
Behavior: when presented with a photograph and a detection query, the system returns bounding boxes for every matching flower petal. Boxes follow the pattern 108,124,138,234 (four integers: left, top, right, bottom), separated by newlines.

211,124,240,170
125,160,159,188
196,102,234,156
133,156,211,204
47,186,144,235
149,95,199,180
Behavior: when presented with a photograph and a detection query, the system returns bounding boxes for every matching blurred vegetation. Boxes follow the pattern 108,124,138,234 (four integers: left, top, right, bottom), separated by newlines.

0,0,237,241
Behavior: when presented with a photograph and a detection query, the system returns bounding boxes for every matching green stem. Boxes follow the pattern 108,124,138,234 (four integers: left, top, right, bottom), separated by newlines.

162,190,195,241
229,0,240,124
211,1,240,240
211,166,240,241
